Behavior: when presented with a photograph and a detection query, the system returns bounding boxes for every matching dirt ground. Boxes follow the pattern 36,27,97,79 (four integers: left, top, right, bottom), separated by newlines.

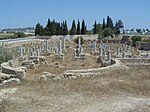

1,66,150,112
1,39,149,112
26,40,139,80
26,40,101,79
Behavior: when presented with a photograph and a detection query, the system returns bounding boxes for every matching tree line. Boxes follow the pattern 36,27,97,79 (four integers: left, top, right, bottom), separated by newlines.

93,16,124,38
35,19,87,36
35,16,124,37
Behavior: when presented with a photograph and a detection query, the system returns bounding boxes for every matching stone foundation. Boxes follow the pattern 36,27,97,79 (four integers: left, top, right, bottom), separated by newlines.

40,59,127,81
1,62,25,79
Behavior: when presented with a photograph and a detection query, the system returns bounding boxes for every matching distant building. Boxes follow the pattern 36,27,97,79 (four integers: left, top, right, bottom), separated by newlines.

2,27,35,34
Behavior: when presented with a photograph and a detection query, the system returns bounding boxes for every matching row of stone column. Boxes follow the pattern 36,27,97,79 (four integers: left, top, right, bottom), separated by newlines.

99,45,111,63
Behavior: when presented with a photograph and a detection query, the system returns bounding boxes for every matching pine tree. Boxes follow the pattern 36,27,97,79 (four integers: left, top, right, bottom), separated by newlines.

70,20,76,35
77,20,81,35
93,21,97,34
81,20,87,34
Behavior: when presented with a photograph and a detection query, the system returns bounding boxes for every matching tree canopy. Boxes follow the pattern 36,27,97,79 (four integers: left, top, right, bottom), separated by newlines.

35,17,124,36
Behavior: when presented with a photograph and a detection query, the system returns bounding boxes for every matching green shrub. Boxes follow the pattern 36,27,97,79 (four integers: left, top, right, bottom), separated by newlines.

0,48,15,64
131,36,142,45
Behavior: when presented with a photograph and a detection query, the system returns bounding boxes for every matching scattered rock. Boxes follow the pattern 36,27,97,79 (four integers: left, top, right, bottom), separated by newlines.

53,76,61,81
40,72,56,80
0,73,12,81
2,78,20,85
0,88,18,102
1,62,25,79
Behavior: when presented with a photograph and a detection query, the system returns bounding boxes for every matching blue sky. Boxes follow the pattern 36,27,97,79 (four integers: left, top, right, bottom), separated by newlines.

0,0,149,29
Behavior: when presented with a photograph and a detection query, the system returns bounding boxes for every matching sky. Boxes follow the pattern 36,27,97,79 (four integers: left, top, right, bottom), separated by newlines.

0,0,150,30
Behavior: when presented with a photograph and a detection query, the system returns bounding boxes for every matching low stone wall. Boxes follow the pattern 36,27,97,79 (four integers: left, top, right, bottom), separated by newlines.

40,59,127,80
135,42,150,50
1,62,25,79
38,34,99,41
63,59,125,75
119,58,150,65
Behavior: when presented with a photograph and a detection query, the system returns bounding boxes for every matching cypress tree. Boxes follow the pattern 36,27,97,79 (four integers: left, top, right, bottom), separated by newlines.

60,22,63,35
106,16,114,29
77,20,81,35
102,18,106,29
50,20,57,35
35,23,42,36
56,23,61,35
46,19,51,28
45,19,51,35
70,20,76,35
81,20,87,34
93,21,97,34
63,20,68,35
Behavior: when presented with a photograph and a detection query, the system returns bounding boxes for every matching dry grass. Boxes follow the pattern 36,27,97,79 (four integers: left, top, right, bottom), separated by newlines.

1,66,150,112
27,46,101,78
0,100,9,112
0,40,149,111
26,66,150,97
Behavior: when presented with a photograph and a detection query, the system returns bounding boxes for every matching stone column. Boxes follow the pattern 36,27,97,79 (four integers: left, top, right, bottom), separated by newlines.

37,49,40,56
99,46,103,63
46,40,48,50
23,47,25,54
117,47,120,56
62,36,66,50
27,48,30,53
59,39,62,54
78,37,81,49
93,41,96,52
122,52,125,58
20,46,23,57
99,46,103,56
2,42,4,47
108,52,111,62
108,46,110,52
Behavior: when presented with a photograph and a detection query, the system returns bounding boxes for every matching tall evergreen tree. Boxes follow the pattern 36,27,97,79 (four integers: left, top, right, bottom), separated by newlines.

60,22,63,35
93,21,97,34
56,23,61,35
63,20,68,35
115,20,124,34
46,19,51,28
77,20,81,35
44,19,52,35
81,20,87,34
106,16,114,29
35,23,43,36
102,18,106,29
50,20,57,35
70,20,76,35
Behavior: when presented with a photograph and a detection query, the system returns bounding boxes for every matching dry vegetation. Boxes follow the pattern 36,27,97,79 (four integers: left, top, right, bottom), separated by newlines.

1,65,150,112
27,41,101,78
0,40,149,112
